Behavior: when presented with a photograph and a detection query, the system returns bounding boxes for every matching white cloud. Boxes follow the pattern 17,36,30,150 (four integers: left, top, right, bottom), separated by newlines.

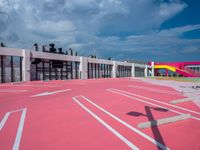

158,24,200,36
0,0,199,61
159,2,187,18
68,25,200,60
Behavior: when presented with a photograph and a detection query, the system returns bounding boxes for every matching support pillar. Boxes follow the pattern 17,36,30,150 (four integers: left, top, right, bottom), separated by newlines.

79,57,88,79
151,61,154,77
112,61,117,78
131,63,135,77
22,49,30,81
145,65,148,77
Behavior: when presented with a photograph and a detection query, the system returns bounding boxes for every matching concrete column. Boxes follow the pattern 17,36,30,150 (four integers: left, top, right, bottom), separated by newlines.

112,61,117,78
22,49,30,81
151,61,154,77
144,65,148,77
131,63,135,77
79,57,88,79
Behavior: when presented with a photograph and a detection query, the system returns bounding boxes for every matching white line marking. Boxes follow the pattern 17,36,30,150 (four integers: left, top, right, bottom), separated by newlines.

9,109,26,114
19,85,61,87
170,98,192,104
0,108,27,150
0,109,25,130
107,89,200,121
78,95,170,150
110,88,200,116
0,112,11,130
32,89,71,97
108,89,183,115
13,108,27,150
128,85,181,96
0,90,27,93
0,85,61,87
129,80,151,85
72,97,139,150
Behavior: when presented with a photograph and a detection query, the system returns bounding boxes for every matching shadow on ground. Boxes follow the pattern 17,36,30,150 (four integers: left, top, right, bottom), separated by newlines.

127,106,169,150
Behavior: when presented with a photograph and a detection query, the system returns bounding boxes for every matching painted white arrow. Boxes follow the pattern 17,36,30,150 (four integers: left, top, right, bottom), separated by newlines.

31,89,71,97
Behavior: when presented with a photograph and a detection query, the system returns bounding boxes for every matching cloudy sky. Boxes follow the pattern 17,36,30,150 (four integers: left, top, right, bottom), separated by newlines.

0,0,200,61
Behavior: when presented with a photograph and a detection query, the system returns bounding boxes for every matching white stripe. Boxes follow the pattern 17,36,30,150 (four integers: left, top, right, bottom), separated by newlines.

79,95,170,150
50,89,71,94
111,88,200,116
108,89,183,115
0,108,26,130
128,85,181,96
72,97,139,150
31,89,71,97
0,85,61,87
13,108,27,150
0,90,27,93
170,98,192,104
24,85,61,87
107,89,200,121
0,112,11,130
9,109,26,114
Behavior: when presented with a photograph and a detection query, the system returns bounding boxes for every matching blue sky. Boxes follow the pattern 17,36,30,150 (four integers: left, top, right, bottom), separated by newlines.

0,0,199,62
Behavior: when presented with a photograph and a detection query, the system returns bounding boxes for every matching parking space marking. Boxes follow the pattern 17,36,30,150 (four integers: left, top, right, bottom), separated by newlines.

0,108,27,150
128,85,181,96
76,95,170,150
72,96,139,150
170,98,192,104
0,90,27,93
110,88,200,115
0,112,10,130
107,89,200,121
0,85,61,87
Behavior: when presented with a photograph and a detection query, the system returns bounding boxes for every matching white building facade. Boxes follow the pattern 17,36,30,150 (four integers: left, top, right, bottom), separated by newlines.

0,47,153,83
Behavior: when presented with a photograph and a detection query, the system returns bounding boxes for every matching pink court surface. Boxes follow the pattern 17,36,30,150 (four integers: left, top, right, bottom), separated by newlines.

0,78,200,150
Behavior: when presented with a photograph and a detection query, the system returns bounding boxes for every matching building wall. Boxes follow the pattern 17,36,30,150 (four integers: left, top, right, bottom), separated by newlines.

0,47,152,83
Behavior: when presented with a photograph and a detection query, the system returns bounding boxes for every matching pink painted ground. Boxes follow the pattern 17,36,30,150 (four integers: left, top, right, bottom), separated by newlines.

0,78,200,150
